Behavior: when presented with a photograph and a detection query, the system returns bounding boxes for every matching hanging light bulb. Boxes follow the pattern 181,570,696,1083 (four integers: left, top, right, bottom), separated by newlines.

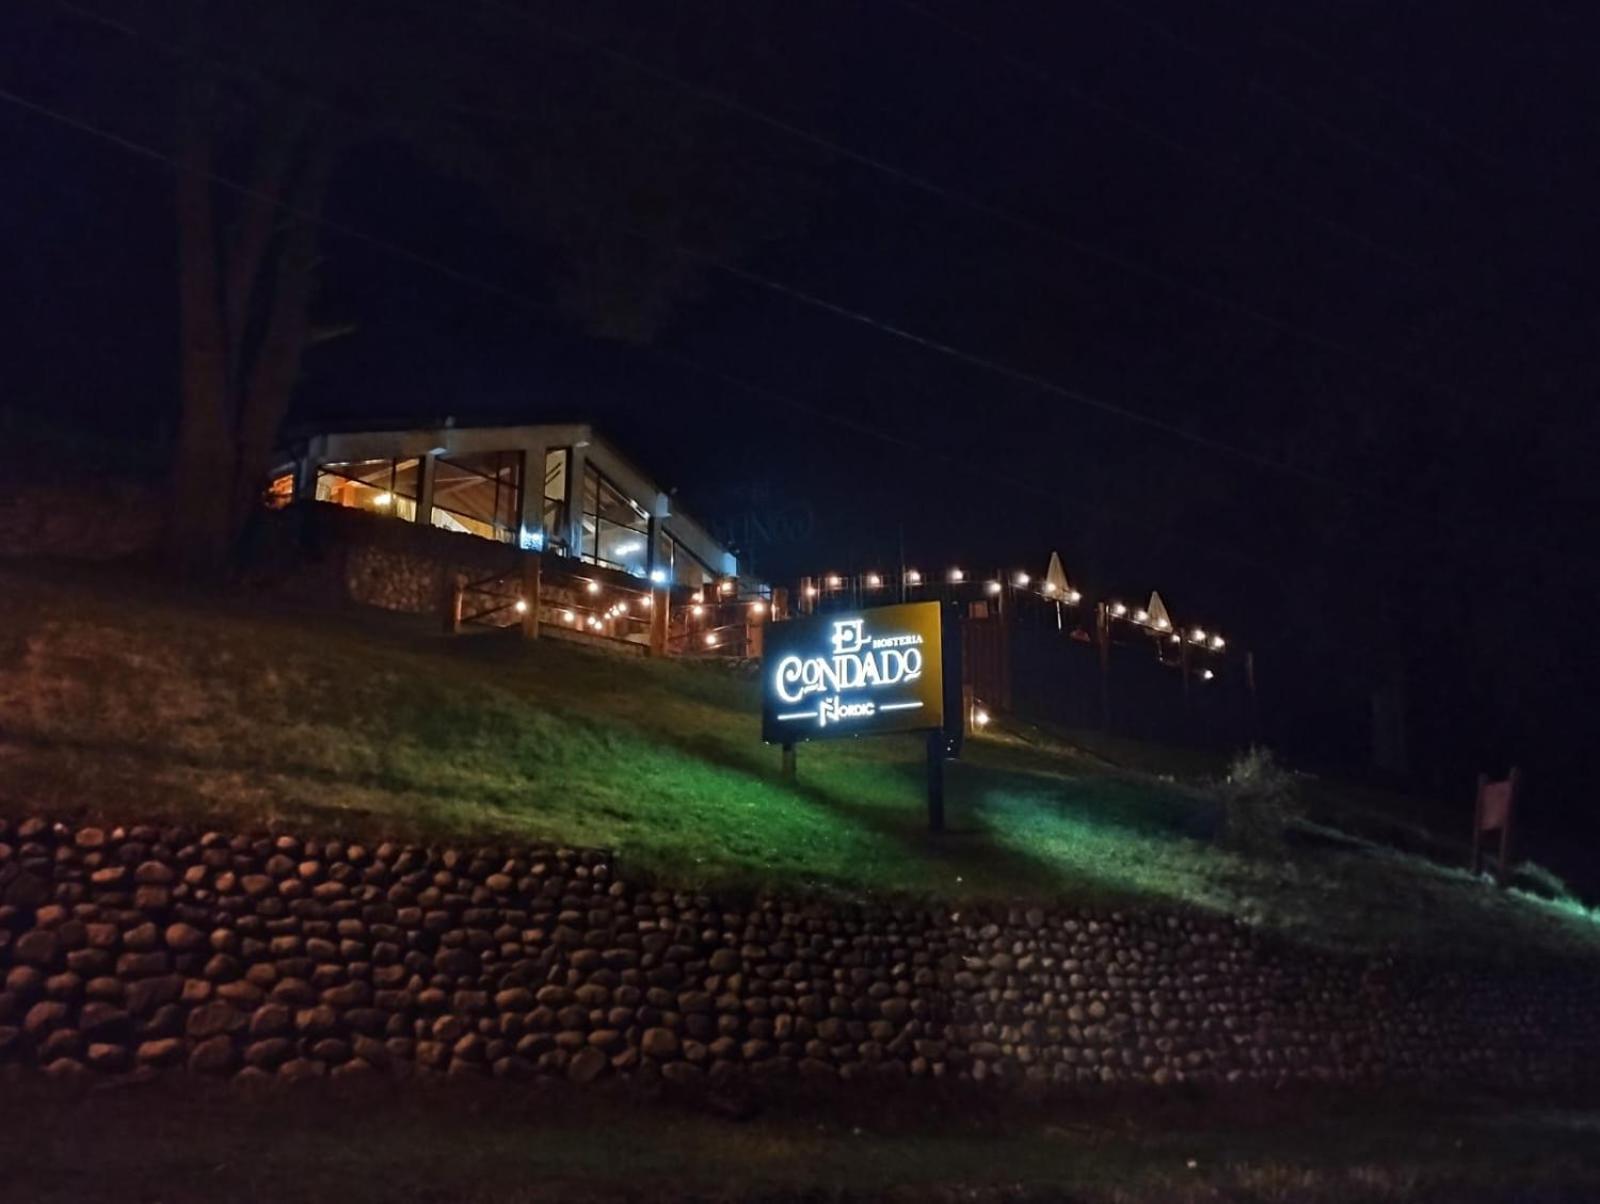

1014,572,1030,587
1066,589,1082,604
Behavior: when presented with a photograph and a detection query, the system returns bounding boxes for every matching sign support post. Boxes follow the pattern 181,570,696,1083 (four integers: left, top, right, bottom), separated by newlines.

925,730,945,833
761,599,963,833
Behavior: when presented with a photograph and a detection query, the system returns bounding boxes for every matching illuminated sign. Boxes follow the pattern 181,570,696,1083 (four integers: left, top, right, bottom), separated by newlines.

761,601,960,745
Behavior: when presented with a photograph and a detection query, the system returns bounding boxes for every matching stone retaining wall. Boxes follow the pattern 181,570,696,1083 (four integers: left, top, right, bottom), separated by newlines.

0,480,160,561
2,815,1596,1092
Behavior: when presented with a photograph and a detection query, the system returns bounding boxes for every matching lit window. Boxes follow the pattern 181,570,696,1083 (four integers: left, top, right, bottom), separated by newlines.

316,459,419,520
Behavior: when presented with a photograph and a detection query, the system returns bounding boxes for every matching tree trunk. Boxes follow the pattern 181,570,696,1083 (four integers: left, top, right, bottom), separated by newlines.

168,69,234,575
228,132,337,539
169,67,334,572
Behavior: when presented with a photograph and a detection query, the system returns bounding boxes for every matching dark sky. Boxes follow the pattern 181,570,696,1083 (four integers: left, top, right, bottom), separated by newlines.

4,0,1599,870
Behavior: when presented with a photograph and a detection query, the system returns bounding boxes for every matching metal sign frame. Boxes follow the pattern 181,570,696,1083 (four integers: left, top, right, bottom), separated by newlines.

762,601,964,830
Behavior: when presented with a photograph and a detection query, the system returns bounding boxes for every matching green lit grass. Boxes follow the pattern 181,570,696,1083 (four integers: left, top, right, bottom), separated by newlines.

1,560,1597,962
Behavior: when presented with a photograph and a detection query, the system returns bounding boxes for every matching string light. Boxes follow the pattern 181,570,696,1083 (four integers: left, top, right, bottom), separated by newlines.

691,604,704,617
719,579,735,595
1200,668,1215,681
586,580,601,595
865,573,881,588
949,568,965,583
1042,581,1056,594
691,591,704,604
1132,608,1147,623
1066,589,1082,604
562,610,576,624
513,599,528,615
1155,617,1171,631
749,600,766,615
985,580,1001,595
1190,627,1207,644
704,632,719,647
1169,633,1180,644
804,585,819,598
373,492,393,507
649,568,667,585
826,574,842,589
974,708,991,728
906,569,922,585
1111,601,1128,617
1014,572,1030,586
1210,634,1225,650
641,593,653,608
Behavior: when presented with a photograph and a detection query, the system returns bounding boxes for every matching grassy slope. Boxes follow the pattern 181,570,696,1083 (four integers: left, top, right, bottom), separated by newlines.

1,561,1596,962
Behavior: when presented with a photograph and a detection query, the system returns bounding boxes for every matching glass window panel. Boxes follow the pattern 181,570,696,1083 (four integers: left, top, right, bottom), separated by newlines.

430,451,521,543
597,524,649,576
315,459,418,519
542,449,569,551
579,464,649,571
670,535,714,586
544,449,568,503
264,473,294,509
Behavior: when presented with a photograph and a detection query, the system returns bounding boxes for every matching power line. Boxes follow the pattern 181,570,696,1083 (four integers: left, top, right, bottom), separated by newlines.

26,0,1455,517
0,79,1290,580
1251,14,1517,179
1088,0,1471,209
457,0,1488,412
24,3,1575,550
888,0,1424,276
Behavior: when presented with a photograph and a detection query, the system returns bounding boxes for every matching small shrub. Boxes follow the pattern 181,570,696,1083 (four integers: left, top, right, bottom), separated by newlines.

1217,746,1301,852
1507,860,1578,903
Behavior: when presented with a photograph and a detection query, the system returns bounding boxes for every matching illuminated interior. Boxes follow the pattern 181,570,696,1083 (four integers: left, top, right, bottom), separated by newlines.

315,459,419,520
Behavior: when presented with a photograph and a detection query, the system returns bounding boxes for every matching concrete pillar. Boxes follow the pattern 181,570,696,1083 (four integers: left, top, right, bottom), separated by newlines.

415,453,437,525
566,443,588,559
293,439,322,501
518,443,547,550
646,513,664,582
